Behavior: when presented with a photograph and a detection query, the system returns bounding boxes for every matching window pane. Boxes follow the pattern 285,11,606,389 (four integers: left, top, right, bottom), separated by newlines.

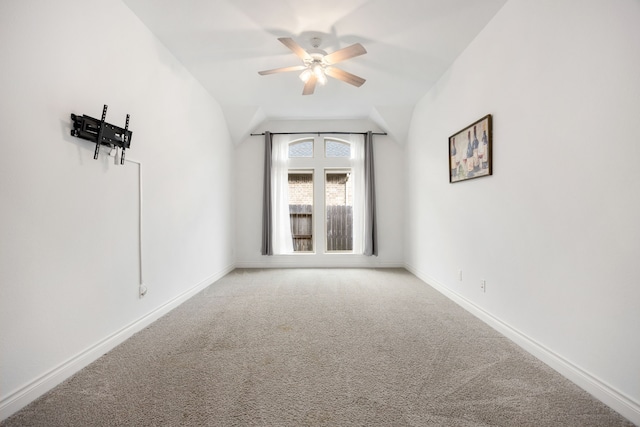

288,172,313,252
289,139,313,158
325,139,351,158
325,171,353,252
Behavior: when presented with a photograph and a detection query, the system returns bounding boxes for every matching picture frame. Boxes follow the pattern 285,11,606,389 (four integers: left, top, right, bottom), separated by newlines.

449,114,492,183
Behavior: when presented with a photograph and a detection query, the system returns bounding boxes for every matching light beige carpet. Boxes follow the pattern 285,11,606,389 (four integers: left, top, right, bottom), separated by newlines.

2,268,633,426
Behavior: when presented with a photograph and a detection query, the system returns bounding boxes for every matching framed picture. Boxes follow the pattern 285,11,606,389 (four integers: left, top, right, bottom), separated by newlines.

449,114,492,183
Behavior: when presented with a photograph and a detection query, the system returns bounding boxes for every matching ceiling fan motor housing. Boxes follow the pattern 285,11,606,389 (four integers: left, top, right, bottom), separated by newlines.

304,51,328,67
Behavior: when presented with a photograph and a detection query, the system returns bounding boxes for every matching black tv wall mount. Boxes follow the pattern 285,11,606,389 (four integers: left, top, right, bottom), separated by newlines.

71,104,132,164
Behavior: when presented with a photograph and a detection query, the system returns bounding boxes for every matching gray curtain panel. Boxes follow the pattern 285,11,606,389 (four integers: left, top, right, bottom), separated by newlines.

364,131,378,256
261,132,273,255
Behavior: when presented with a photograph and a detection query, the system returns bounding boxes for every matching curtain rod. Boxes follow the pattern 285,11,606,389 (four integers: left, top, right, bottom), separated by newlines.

250,131,387,136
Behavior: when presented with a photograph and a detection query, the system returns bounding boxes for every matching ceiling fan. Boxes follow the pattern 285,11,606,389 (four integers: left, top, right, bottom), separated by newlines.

258,37,367,95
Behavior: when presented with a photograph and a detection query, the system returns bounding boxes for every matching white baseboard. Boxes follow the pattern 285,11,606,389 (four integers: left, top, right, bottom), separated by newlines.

404,263,640,426
0,264,235,421
235,258,404,269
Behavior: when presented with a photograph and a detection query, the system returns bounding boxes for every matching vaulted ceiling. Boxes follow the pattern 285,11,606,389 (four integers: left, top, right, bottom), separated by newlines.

122,0,508,143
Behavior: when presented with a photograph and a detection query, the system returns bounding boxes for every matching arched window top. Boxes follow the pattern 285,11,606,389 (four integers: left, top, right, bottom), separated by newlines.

325,138,351,158
288,138,314,158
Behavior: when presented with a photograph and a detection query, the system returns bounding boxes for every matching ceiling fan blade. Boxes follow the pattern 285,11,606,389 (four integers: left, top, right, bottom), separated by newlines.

258,65,307,76
278,37,311,61
302,75,317,95
325,67,366,87
323,43,367,65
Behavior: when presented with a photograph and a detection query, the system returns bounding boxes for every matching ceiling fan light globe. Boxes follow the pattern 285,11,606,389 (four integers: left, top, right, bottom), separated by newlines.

299,69,312,83
312,63,324,78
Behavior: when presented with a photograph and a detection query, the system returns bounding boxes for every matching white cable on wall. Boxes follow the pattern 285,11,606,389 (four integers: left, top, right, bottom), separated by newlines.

109,149,145,297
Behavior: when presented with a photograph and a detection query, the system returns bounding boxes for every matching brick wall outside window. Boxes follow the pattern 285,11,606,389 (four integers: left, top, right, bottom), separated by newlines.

288,173,313,205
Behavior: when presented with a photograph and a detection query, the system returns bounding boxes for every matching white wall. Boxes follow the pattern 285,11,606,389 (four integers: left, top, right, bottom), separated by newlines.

0,0,234,418
404,0,640,423
235,119,404,268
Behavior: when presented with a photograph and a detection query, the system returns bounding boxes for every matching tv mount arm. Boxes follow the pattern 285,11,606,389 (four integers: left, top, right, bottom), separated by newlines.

71,104,132,164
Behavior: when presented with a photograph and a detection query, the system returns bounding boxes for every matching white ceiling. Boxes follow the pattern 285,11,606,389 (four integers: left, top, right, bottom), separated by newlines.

122,0,507,143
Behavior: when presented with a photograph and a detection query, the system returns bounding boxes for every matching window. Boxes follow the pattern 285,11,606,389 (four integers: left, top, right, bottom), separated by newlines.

288,139,313,157
288,171,313,252
325,171,353,251
284,136,360,254
325,139,351,158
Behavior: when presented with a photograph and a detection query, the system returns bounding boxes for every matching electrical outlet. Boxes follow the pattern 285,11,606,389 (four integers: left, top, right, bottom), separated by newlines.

480,280,486,293
458,269,463,281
